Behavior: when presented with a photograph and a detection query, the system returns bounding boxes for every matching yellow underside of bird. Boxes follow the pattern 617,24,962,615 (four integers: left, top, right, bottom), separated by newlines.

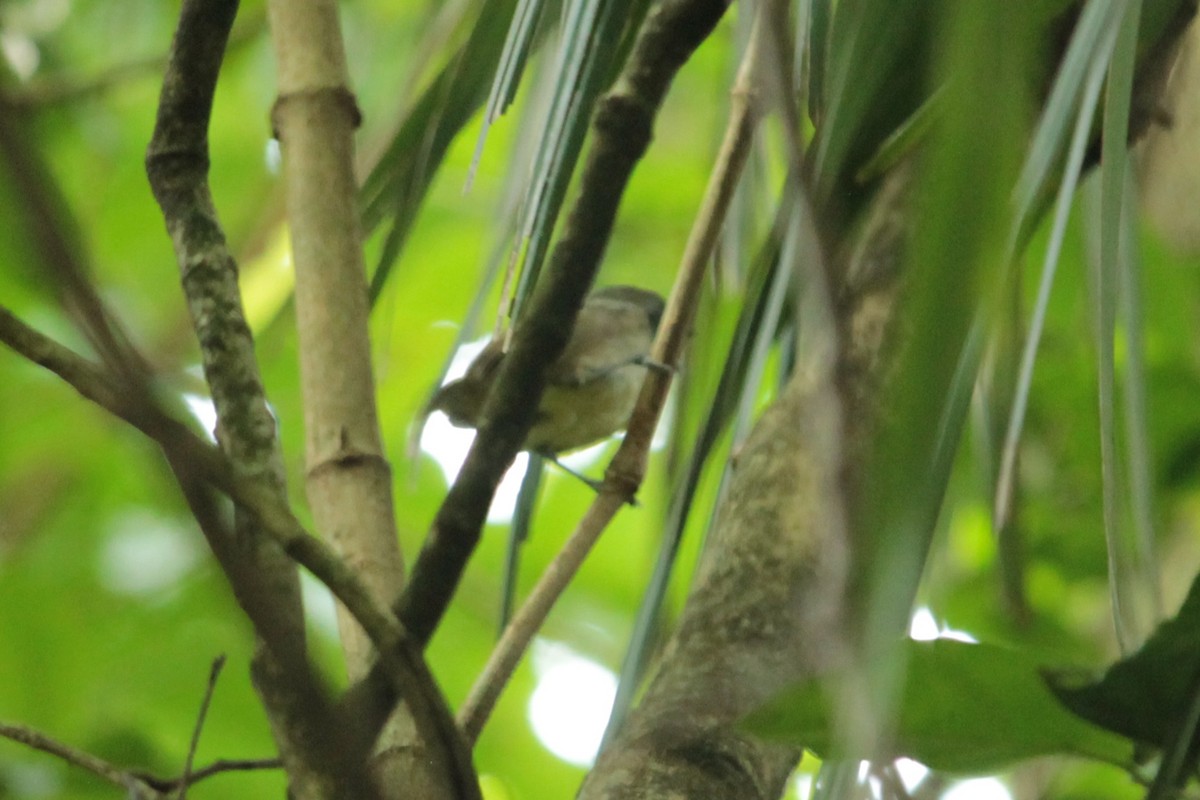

429,285,664,455
525,360,648,454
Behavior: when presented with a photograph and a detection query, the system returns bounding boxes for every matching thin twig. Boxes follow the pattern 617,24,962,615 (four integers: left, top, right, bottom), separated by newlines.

0,722,158,800
138,757,283,793
178,655,226,800
457,8,769,744
0,305,468,797
0,717,281,798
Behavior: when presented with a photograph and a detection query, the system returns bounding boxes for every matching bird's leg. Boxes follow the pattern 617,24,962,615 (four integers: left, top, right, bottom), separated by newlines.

539,452,604,491
537,451,639,506
633,354,673,374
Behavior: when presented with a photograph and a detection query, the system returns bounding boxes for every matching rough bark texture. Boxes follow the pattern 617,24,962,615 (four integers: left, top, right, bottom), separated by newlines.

144,2,350,795
580,360,852,798
579,158,911,797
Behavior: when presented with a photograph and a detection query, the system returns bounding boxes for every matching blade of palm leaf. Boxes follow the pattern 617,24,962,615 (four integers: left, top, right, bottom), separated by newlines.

397,0,479,111
853,86,943,186
718,152,759,289
500,455,543,635
470,0,549,188
792,0,812,101
867,305,992,618
985,270,1032,623
993,19,1120,535
508,0,602,315
1095,0,1142,653
715,12,763,289
360,0,525,301
811,0,927,203
510,0,652,319
601,232,787,748
487,54,570,333
854,7,1040,736
933,318,991,541
971,360,997,501
1119,169,1161,623
360,0,526,228
1010,0,1121,250
803,0,830,124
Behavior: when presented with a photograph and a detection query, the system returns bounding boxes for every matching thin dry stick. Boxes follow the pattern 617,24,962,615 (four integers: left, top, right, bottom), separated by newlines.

0,305,472,799
456,17,769,743
0,722,158,800
140,757,282,793
178,656,225,800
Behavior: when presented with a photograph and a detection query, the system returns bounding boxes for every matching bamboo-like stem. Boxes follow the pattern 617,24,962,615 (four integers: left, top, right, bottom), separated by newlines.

264,0,404,680
456,11,769,744
263,3,478,796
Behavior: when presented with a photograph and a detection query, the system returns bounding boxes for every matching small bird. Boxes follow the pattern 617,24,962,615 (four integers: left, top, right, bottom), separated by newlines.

430,285,666,459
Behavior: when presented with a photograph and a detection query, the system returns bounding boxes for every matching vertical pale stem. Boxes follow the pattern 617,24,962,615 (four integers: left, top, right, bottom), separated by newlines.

264,0,403,680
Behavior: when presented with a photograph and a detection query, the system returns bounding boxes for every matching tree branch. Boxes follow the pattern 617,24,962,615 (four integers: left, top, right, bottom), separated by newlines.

143,1,347,792
458,8,769,744
0,722,159,800
0,304,475,800
265,0,407,681
400,0,731,656
337,0,733,751
576,56,913,795
264,0,461,793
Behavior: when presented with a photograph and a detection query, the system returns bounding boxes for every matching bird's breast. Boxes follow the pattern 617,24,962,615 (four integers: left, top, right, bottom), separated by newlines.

525,363,645,454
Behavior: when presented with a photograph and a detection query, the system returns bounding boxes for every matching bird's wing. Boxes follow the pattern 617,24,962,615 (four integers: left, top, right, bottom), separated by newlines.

546,296,654,387
429,338,506,427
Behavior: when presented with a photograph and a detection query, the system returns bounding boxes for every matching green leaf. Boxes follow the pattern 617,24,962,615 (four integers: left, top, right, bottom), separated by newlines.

361,0,527,302
744,639,1133,773
1093,0,1151,653
811,0,932,210
508,0,651,318
858,1,1034,646
1050,570,1200,750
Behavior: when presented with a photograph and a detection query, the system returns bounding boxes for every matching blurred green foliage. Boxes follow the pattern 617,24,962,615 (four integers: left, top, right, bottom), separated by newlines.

0,0,1198,798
